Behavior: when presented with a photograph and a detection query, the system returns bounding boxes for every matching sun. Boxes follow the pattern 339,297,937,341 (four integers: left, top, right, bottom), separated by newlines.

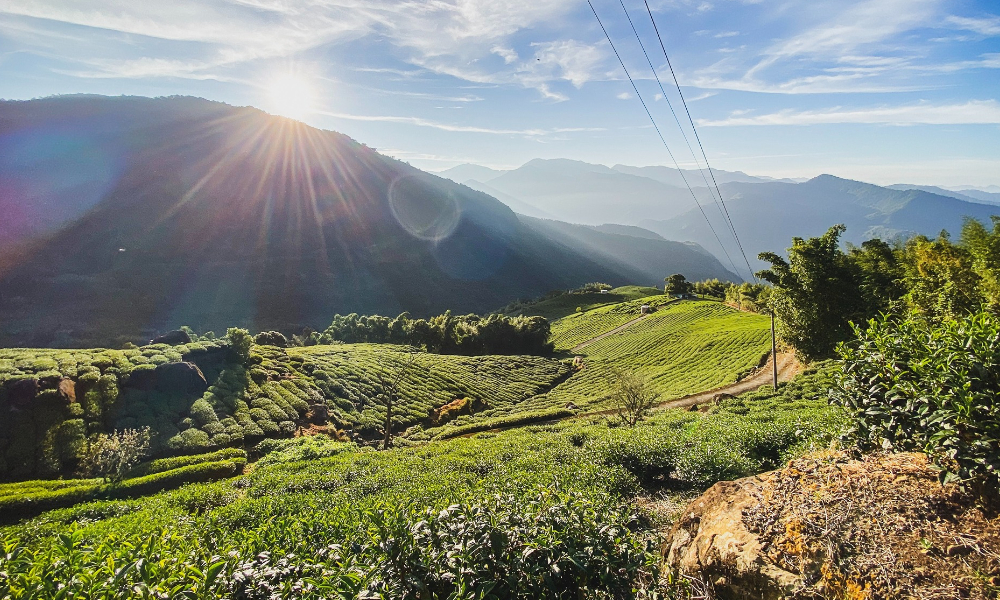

265,74,315,121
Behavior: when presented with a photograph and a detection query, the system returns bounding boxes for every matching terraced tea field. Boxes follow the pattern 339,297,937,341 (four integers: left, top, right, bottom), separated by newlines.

426,299,772,438
289,345,572,433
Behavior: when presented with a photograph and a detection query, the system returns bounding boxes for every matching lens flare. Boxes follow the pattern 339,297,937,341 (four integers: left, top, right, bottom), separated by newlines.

265,74,315,120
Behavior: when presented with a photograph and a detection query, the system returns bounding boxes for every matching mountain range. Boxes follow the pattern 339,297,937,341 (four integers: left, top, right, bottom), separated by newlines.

0,95,734,346
438,160,1000,275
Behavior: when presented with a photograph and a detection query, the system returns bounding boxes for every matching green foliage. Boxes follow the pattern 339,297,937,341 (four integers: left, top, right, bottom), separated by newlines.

254,436,356,467
0,366,843,597
664,273,692,295
127,448,247,478
834,310,1000,492
318,311,554,356
226,327,253,366
84,428,151,483
608,367,658,426
691,278,728,298
254,331,289,347
758,225,905,360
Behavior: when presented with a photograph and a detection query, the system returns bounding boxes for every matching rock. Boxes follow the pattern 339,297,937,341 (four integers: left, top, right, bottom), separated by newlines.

150,330,192,345
664,451,1000,599
308,403,329,424
665,478,803,599
57,378,76,404
126,367,158,390
154,361,208,394
6,378,39,408
564,402,579,410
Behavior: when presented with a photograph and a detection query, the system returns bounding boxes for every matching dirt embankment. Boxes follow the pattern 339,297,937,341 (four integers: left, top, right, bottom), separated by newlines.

665,451,1000,599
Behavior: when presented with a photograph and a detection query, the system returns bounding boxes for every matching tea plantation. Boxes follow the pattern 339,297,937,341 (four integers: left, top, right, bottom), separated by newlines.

0,364,844,598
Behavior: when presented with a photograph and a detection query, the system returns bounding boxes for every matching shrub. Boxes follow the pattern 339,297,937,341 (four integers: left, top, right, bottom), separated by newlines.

254,436,355,467
227,327,253,366
608,367,658,426
834,310,1000,491
254,331,288,347
127,448,247,478
84,427,151,483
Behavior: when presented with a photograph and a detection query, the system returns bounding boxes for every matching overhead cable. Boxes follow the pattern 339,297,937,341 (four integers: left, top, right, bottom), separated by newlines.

587,0,743,280
642,0,757,282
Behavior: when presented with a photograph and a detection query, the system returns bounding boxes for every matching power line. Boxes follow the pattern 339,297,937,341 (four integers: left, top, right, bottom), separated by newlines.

642,0,757,282
586,0,743,280
615,0,729,241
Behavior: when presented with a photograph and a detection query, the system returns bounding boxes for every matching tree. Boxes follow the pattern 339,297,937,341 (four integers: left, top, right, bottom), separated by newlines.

374,351,417,450
227,327,253,366
757,225,873,360
85,427,151,483
608,367,658,426
254,331,288,347
664,274,692,296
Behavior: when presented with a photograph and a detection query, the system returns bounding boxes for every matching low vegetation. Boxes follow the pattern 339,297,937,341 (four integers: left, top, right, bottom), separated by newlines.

835,309,1000,493
0,363,842,598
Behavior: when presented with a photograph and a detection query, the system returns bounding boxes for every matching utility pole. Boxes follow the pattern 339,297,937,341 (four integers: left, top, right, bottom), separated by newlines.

770,311,778,389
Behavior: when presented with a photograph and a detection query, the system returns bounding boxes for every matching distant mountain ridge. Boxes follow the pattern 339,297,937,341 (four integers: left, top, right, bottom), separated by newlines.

437,158,1000,275
0,95,735,346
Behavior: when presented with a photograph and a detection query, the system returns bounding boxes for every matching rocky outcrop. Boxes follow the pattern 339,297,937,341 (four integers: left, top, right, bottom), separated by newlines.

150,330,192,345
664,451,1000,599
153,361,208,395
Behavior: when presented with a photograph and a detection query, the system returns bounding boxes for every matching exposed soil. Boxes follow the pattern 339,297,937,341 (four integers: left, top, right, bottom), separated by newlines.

666,451,1000,599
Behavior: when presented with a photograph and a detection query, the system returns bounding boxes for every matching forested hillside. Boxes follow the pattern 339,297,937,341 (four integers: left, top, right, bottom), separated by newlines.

0,96,733,347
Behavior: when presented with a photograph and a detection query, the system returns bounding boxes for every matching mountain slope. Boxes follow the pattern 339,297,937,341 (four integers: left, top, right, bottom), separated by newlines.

482,159,693,225
887,184,1000,206
518,217,737,287
0,96,734,346
643,175,1000,271
436,163,506,184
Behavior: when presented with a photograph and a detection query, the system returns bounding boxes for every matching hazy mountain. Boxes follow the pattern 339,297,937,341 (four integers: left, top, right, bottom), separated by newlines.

460,179,556,220
0,96,735,346
481,158,693,225
610,164,798,186
518,217,735,285
436,163,506,184
643,175,1000,274
887,184,1000,206
592,224,664,240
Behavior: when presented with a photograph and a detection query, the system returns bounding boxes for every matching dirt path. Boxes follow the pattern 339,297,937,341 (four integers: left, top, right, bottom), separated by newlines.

571,314,648,352
449,352,801,439
651,351,800,412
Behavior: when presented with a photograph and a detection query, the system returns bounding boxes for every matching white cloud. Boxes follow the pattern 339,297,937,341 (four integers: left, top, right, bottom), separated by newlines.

746,0,940,78
714,31,739,38
617,92,630,99
318,110,605,136
946,15,1000,36
0,0,593,98
698,100,1000,126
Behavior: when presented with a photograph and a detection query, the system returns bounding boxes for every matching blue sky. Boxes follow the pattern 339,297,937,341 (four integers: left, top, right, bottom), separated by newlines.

1,0,998,186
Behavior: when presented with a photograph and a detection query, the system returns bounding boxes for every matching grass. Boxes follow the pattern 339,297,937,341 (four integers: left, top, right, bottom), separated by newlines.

510,300,771,417
503,286,663,322
0,362,845,598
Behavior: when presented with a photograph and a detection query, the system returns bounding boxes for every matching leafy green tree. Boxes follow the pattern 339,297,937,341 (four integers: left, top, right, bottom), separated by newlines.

692,278,727,298
226,327,253,366
901,232,981,320
757,225,871,360
664,273,692,296
960,216,1000,310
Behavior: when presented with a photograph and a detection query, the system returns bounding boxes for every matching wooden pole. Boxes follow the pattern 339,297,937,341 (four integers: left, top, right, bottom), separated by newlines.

770,311,778,389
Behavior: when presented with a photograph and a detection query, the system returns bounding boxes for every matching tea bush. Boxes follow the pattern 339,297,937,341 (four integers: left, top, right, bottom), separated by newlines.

834,310,1000,491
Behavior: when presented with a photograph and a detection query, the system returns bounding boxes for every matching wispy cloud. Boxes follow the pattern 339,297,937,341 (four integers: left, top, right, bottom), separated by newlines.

698,100,1000,126
318,110,605,137
946,15,1000,36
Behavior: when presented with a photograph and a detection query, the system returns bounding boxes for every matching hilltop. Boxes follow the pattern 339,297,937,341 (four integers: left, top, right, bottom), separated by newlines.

0,95,734,347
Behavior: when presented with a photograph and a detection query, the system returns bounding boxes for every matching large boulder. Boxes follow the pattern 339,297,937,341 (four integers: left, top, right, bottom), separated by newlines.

150,330,192,345
664,451,1000,599
5,378,38,409
154,361,208,395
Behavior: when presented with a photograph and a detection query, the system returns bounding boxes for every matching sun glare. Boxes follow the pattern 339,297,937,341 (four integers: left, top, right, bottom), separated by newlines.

266,74,315,121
